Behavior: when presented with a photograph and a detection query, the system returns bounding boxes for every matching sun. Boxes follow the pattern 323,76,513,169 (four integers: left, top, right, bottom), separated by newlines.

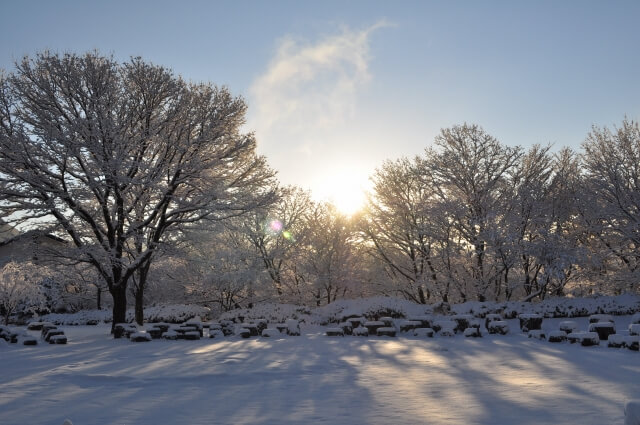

312,168,370,216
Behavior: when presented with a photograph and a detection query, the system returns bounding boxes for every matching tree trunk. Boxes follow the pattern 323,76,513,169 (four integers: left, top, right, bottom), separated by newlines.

111,284,127,333
134,263,150,326
96,287,102,310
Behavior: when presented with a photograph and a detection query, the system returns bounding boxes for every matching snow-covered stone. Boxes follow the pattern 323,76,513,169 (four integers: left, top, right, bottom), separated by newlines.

261,328,281,338
130,332,152,342
519,314,543,332
607,334,626,348
364,321,385,335
626,400,640,425
377,327,396,337
379,317,394,327
434,320,456,336
209,329,224,339
588,314,614,324
484,314,503,329
21,336,38,346
487,321,509,335
238,328,251,338
27,321,44,331
399,320,422,332
346,317,366,328
464,327,481,338
629,324,640,336
567,332,599,346
162,330,178,340
326,328,344,337
451,314,474,333
50,334,67,344
339,322,353,335
528,330,546,340
631,313,640,325
413,327,434,337
183,331,200,340
559,321,578,334
286,319,300,336
548,330,567,343
408,315,432,328
352,326,369,336
588,322,616,340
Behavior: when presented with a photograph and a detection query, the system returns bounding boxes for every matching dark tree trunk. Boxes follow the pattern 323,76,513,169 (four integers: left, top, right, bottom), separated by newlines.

111,284,127,333
96,287,102,310
134,263,150,326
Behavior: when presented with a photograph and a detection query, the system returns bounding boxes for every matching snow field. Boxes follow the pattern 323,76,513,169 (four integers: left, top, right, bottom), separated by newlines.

0,316,638,425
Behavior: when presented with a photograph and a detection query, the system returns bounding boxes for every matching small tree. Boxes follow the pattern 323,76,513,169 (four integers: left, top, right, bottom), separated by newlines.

0,261,44,325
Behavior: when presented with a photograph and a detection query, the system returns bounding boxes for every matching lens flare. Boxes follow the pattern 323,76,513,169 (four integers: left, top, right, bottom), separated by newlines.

282,230,292,240
269,219,283,232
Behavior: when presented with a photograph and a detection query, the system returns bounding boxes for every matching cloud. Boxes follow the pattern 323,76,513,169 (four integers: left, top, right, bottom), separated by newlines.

249,22,389,157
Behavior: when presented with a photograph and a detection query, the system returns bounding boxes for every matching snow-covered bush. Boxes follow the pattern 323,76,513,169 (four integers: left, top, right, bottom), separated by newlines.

286,319,300,336
0,261,45,325
314,297,431,324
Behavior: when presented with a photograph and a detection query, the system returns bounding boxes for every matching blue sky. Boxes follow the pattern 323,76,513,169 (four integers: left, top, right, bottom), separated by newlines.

2,1,639,212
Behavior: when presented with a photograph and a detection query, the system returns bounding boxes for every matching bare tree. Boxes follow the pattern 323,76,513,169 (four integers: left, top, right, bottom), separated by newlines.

0,52,275,328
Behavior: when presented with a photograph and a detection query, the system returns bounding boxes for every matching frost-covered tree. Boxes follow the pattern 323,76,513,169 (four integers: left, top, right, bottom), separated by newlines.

0,52,275,328
579,119,640,294
301,203,361,305
235,186,313,302
362,158,443,303
0,261,44,325
428,124,522,301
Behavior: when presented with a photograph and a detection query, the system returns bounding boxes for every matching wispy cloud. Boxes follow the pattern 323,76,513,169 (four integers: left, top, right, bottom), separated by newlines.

249,21,389,157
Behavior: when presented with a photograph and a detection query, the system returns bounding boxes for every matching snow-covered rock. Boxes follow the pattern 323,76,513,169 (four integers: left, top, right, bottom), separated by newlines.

399,320,422,332
377,327,396,337
559,321,578,334
528,330,546,340
352,326,369,336
286,319,300,336
487,321,509,335
519,314,543,332
261,328,281,338
567,332,599,346
548,330,567,343
325,328,344,337
631,313,640,325
50,334,67,344
435,320,456,336
629,324,640,336
413,327,434,337
588,322,616,340
588,314,614,324
464,327,481,338
209,329,224,339
364,321,385,335
130,332,152,342
607,334,627,348
339,322,353,335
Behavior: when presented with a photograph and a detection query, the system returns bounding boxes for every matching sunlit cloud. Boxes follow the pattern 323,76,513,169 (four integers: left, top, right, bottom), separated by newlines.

249,21,389,156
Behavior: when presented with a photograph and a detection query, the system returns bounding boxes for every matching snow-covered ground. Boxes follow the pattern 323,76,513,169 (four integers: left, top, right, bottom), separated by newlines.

1,317,638,425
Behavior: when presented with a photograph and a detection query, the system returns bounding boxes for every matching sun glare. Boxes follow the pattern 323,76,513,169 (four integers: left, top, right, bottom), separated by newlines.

313,169,370,216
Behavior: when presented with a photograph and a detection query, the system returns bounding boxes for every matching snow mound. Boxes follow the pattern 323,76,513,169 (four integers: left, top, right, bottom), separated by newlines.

41,304,210,325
